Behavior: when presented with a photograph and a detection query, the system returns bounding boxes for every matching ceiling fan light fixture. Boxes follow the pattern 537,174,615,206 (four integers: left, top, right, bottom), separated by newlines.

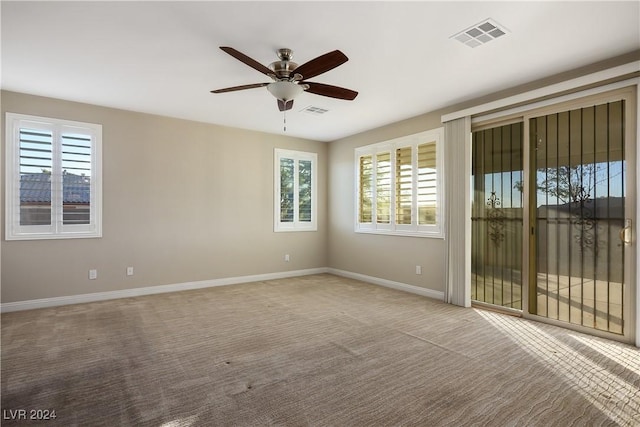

267,81,305,101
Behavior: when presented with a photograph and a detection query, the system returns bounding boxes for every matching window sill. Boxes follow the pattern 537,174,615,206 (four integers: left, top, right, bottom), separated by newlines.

274,228,318,233
354,228,444,239
5,232,102,241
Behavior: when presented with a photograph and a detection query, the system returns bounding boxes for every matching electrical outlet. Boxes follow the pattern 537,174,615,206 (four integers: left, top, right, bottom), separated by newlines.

284,254,290,262
89,269,97,280
415,265,422,275
126,266,134,276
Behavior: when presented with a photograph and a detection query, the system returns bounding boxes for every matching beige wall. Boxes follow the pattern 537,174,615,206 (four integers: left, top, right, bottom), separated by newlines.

1,91,327,303
3,52,637,305
327,111,449,292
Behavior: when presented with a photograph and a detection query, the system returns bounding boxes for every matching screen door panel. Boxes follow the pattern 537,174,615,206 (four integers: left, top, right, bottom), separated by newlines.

531,100,625,334
471,122,524,309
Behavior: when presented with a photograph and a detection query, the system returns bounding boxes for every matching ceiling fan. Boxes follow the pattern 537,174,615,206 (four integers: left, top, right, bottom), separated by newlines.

211,47,358,112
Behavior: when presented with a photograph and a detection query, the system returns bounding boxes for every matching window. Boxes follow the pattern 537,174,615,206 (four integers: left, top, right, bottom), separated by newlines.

5,113,102,240
274,149,317,232
355,128,444,238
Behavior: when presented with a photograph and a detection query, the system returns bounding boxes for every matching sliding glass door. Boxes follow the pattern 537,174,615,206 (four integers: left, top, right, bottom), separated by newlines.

529,98,631,336
471,88,635,341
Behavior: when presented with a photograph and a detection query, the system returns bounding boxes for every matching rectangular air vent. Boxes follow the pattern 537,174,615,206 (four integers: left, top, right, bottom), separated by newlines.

451,18,508,48
301,106,329,115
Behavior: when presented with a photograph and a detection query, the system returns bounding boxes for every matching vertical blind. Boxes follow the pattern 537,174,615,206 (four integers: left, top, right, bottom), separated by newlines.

444,117,471,306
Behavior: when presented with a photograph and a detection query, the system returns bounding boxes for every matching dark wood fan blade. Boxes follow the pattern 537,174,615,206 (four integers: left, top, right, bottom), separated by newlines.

220,47,273,75
294,50,348,80
302,82,358,100
211,83,269,94
277,99,294,111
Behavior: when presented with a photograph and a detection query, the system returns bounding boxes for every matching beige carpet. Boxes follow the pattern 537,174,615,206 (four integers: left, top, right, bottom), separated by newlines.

1,273,639,426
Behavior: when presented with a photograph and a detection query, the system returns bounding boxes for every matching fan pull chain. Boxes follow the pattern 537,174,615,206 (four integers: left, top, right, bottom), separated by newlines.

283,109,287,132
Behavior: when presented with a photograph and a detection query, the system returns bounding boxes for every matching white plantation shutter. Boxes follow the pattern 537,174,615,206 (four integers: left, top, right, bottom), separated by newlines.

395,146,413,225
279,157,295,223
376,152,391,225
18,127,54,227
355,128,444,237
298,159,312,222
5,113,102,240
274,149,317,232
61,132,93,225
417,142,437,225
358,155,373,224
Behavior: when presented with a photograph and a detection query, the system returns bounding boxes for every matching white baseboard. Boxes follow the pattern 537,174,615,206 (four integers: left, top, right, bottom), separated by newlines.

327,268,445,301
1,267,444,313
0,268,329,313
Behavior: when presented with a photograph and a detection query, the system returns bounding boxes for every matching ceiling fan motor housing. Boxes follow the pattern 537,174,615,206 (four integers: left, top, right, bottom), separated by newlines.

270,48,301,80
269,63,297,79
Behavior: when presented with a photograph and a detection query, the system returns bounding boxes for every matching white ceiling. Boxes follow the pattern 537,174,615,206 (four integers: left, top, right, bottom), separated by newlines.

2,1,639,142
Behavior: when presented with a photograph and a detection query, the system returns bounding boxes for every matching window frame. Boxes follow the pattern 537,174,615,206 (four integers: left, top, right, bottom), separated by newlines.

5,113,102,240
274,148,317,232
355,127,445,238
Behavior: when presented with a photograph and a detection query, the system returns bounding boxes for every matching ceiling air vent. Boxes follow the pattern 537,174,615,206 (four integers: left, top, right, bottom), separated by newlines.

301,106,329,115
451,18,508,48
